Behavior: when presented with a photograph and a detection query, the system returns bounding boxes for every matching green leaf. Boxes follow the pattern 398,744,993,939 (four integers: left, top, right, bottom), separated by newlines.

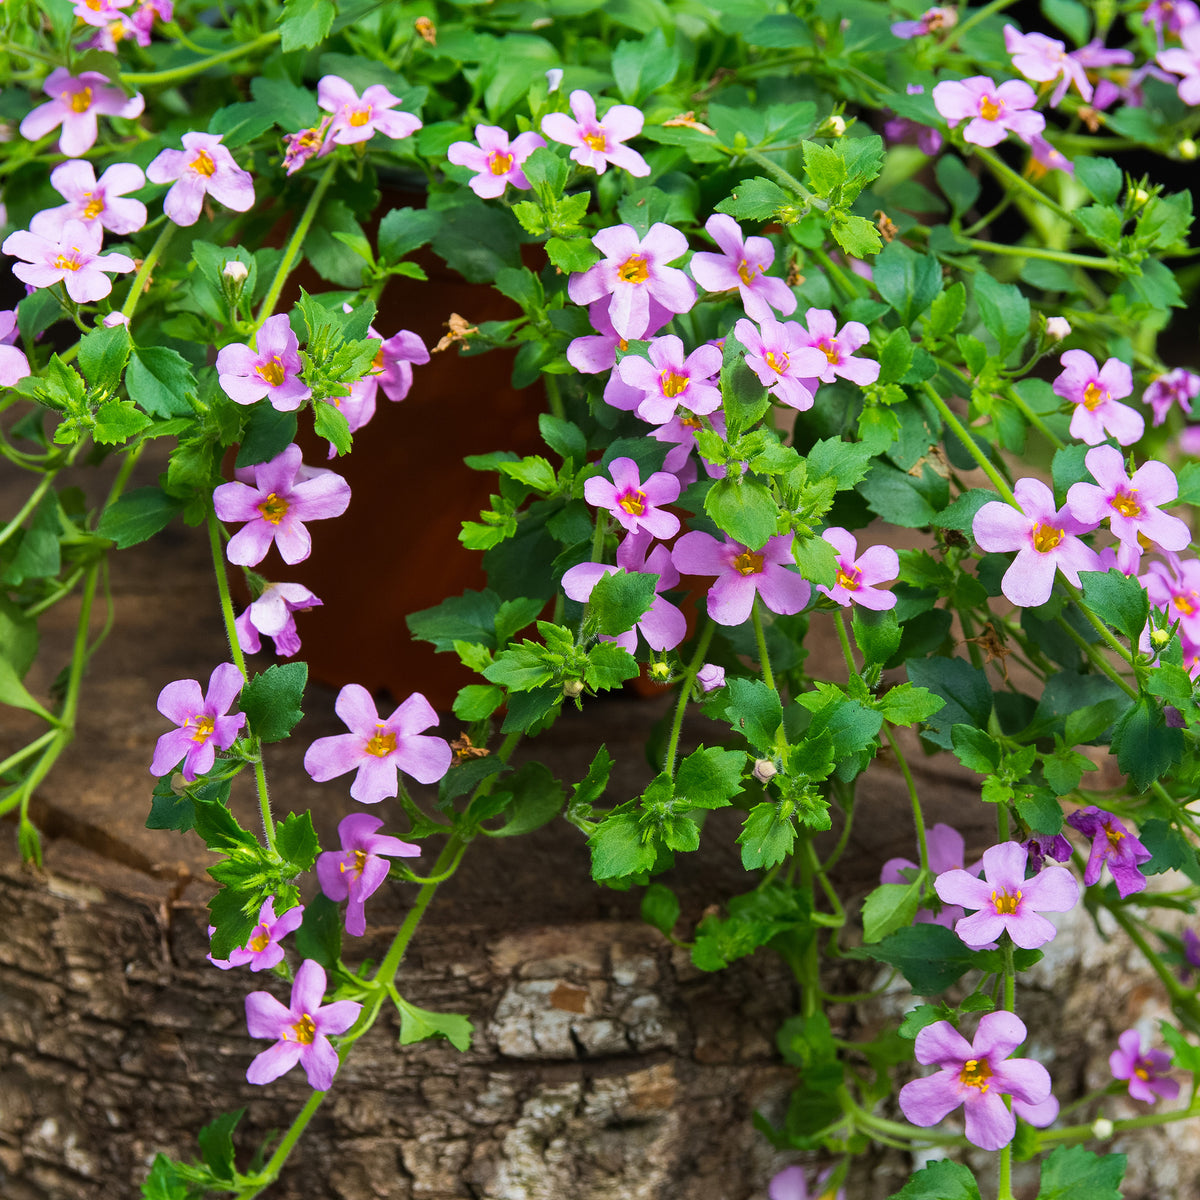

77,323,131,392
878,327,915,384
641,882,680,935
93,399,151,445
280,0,335,51
1078,569,1149,646
704,477,778,549
396,997,474,1052
313,400,352,457
852,608,902,666
929,281,967,337
1137,818,1200,881
829,210,882,259
97,486,182,548
546,236,602,274
239,663,305,743
585,641,639,690
860,922,979,994
0,652,55,723
974,273,1030,358
676,745,746,808
294,892,343,969
873,240,943,325
792,534,838,588
737,802,797,869
858,462,938,528
377,207,441,262
538,413,586,461
950,724,1002,773
236,404,297,469
611,28,679,103
588,811,656,879
197,1109,243,1183
861,880,922,944
1040,0,1092,48
250,75,320,129
127,346,197,418
905,656,991,749
805,437,874,490
453,683,504,721
141,1154,190,1200
715,176,792,221
1012,784,1063,834
935,154,981,219
888,1159,982,1200
724,677,783,752
1036,1145,1125,1200
408,589,503,652
587,568,658,637
933,488,993,535
276,811,319,872
485,761,564,836
1111,698,1183,792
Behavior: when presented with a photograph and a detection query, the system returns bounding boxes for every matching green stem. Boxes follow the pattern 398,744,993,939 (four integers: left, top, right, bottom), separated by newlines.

965,239,1119,272
121,222,176,321
662,619,715,775
0,471,54,549
884,725,930,873
1061,580,1139,673
1053,611,1138,700
1004,383,1064,449
543,374,565,421
121,30,281,87
742,148,828,212
751,598,776,692
1038,1099,1200,1145
833,609,857,679
974,146,1077,228
922,381,1016,506
0,729,58,780
256,159,339,326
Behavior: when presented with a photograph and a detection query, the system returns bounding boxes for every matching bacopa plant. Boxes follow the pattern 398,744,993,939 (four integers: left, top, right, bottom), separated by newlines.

4,0,1200,1196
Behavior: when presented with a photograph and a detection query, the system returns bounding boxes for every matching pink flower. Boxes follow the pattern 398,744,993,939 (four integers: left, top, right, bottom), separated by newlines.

566,299,672,412
935,840,1079,950
562,531,687,653
615,334,722,424
1028,135,1073,175
769,1165,845,1200
147,132,255,226
303,685,452,803
1141,553,1200,639
235,581,323,658
1146,0,1200,39
932,76,1045,146
316,813,420,937
208,897,303,972
1110,1030,1180,1104
73,0,133,27
568,222,696,340
882,822,972,929
350,322,428,415
1052,350,1143,445
19,69,144,157
891,6,957,38
541,89,649,176
797,308,881,386
899,1012,1053,1151
1004,25,1093,105
1066,445,1191,572
972,478,1102,608
0,309,31,388
216,313,310,411
245,959,362,1090
1066,807,1153,898
282,117,332,175
317,75,422,147
447,125,546,198
651,406,726,483
673,530,811,626
150,662,246,781
1144,368,1200,425
583,456,681,539
688,214,797,323
1160,23,1200,104
696,663,726,692
29,159,147,239
733,316,828,411
212,443,351,567
2,219,135,304
816,526,898,609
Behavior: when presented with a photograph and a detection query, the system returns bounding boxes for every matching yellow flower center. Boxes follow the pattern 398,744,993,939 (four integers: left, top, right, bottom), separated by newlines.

1109,489,1141,519
81,193,105,220
959,1058,993,1091
617,255,649,285
1176,591,1198,616
349,105,372,127
68,87,93,114
979,95,1003,121
733,550,764,576
287,1013,317,1045
1134,1065,1151,1081
1105,823,1125,852
836,565,861,592
372,347,385,372
1031,523,1063,554
660,370,689,398
992,887,1021,915
765,350,789,375
365,726,397,757
257,493,289,525
680,414,703,429
619,489,647,516
340,849,368,878
85,0,102,8
488,151,514,176
821,339,840,365
582,130,607,152
189,714,215,744
1083,381,1107,410
53,250,83,271
617,338,629,352
111,20,127,42
255,357,286,388
737,259,760,286
190,149,216,177
249,924,271,953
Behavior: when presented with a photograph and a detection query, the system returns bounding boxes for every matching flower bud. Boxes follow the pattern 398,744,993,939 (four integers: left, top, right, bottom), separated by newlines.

223,260,249,284
562,678,585,698
696,663,725,693
1092,1117,1114,1140
545,68,564,94
1044,316,1071,342
1132,187,1150,207
648,661,671,682
753,758,778,784
102,311,130,328
818,114,847,138
1180,138,1197,161
1150,627,1171,648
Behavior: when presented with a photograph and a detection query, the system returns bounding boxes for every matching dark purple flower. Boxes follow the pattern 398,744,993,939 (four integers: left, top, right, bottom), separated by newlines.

1023,833,1072,874
1066,806,1152,898
1144,368,1200,426
316,813,420,937
209,896,304,972
1110,1029,1180,1104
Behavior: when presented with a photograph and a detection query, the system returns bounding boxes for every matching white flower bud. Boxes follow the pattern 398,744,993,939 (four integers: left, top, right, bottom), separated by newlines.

1180,138,1197,161
562,678,584,698
1092,1117,1114,1139
102,311,130,328
223,260,249,284
1045,316,1071,342
753,758,778,784
545,68,564,94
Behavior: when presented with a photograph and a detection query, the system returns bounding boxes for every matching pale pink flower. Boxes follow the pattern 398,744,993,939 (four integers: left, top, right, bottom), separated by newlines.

30,159,147,239
816,526,898,609
19,69,144,157
216,313,310,411
236,582,323,658
733,316,828,411
1160,23,1200,105
2,219,135,303
1004,25,1092,105
1052,350,1143,445
0,309,31,387
673,530,811,625
317,75,422,147
150,662,246,781
688,214,796,323
147,132,255,226
583,456,680,539
73,0,133,27
541,89,649,176
316,813,419,937
447,125,546,198
615,334,722,424
932,76,1045,146
797,308,880,386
